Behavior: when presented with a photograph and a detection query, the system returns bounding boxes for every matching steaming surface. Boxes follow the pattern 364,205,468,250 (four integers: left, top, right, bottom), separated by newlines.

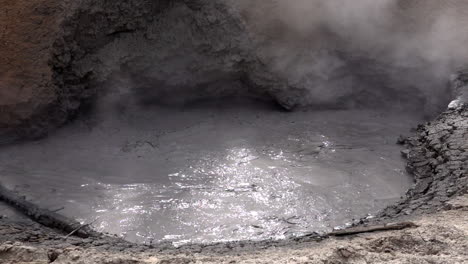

0,100,419,245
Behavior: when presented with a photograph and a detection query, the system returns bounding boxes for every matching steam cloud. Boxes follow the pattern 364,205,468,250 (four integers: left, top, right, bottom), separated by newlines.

229,0,468,112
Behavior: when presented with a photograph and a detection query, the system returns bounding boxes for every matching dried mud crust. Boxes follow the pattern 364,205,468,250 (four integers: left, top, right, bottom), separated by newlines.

380,105,468,218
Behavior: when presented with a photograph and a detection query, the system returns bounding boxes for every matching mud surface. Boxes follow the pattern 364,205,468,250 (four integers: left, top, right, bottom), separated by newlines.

0,103,466,264
0,99,418,245
0,100,465,263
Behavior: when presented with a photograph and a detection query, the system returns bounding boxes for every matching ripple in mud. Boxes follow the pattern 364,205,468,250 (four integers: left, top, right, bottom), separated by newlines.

0,100,420,245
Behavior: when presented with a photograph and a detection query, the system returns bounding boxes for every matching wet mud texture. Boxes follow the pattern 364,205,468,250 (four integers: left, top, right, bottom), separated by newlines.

0,102,466,263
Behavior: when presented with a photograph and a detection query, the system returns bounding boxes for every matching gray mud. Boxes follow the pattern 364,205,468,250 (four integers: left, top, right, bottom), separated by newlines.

0,98,420,245
0,104,465,263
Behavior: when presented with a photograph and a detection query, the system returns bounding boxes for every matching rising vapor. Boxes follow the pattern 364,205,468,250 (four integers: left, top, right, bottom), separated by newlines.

229,0,468,112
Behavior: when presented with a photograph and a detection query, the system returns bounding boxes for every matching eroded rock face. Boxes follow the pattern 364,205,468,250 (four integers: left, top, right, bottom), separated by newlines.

2,0,468,139
0,0,76,140
1,0,291,139
53,1,253,108
30,1,254,138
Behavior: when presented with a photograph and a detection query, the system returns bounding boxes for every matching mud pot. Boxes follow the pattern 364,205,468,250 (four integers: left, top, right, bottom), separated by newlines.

0,1,467,263
0,96,422,245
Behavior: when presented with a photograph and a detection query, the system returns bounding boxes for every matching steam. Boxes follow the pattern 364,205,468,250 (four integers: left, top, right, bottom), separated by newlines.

92,0,468,116
229,0,468,112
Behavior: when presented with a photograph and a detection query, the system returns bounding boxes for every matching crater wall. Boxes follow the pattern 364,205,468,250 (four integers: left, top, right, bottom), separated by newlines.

2,0,468,140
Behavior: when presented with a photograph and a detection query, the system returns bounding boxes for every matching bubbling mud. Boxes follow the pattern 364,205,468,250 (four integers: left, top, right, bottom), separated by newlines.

0,98,420,245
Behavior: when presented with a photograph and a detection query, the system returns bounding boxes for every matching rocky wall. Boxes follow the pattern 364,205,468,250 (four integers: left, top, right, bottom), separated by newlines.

0,0,76,140
3,0,468,140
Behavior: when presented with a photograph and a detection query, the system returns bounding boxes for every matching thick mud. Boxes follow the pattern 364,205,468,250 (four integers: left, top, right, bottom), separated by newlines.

0,99,419,245
0,103,465,264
